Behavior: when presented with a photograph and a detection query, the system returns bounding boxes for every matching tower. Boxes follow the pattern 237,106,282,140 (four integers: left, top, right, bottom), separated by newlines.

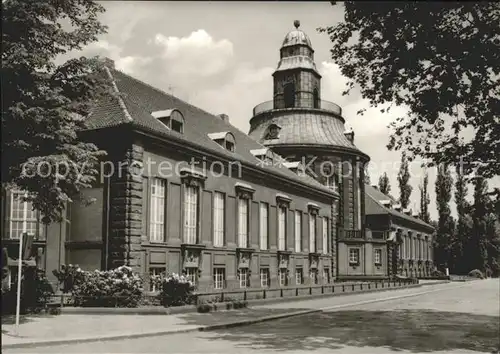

249,21,372,280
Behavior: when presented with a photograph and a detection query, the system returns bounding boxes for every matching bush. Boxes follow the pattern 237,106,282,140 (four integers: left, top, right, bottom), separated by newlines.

431,269,446,277
2,267,55,315
468,269,484,279
226,302,233,310
158,273,195,307
53,265,144,307
197,303,211,313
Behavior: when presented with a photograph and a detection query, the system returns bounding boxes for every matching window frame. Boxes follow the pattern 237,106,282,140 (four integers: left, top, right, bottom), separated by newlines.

8,190,43,240
259,202,269,250
374,248,382,265
213,191,225,247
149,178,167,243
294,210,302,253
260,268,270,288
295,267,303,285
183,183,199,244
213,267,225,290
237,197,249,248
349,247,360,265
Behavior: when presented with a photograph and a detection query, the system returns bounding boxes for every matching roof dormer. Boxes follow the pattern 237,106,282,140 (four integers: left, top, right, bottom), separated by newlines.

208,131,236,152
151,108,185,133
251,148,274,165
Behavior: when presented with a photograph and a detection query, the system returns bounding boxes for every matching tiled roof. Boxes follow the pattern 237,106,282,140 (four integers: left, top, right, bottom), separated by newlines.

365,184,434,231
249,110,365,154
85,68,336,197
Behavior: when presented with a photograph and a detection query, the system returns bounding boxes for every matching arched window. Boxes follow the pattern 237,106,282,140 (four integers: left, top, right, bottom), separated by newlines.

313,87,320,108
283,83,295,108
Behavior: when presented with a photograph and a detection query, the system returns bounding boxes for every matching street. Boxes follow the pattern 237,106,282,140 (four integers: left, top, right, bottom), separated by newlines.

4,280,499,354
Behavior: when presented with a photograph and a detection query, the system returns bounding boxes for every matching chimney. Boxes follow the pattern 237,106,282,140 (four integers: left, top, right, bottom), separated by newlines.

344,127,355,143
403,208,412,216
412,212,420,219
394,203,402,212
371,184,378,190
218,114,229,123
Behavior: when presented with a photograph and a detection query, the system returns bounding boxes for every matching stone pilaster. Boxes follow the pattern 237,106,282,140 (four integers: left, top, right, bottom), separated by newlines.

108,144,144,272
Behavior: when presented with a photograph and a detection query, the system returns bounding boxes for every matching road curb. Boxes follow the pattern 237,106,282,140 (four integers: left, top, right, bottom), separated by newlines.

1,281,452,349
1,308,320,349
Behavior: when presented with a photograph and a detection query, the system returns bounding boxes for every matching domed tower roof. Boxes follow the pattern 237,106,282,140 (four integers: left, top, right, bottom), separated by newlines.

281,20,312,49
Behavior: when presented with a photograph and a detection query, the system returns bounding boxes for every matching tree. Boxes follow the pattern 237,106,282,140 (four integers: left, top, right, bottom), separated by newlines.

2,0,111,222
434,164,454,270
378,172,391,195
397,153,413,209
485,213,500,277
319,3,500,180
468,177,490,272
453,165,472,274
418,170,430,223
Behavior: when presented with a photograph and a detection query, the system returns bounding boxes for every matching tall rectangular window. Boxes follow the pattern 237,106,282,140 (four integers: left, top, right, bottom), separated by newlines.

322,217,328,254
309,214,316,253
374,248,382,265
184,185,198,244
294,211,302,253
310,269,318,284
239,269,249,288
238,198,249,248
260,268,270,288
278,268,288,286
185,267,198,286
278,206,286,251
9,191,43,240
295,268,303,285
259,203,269,250
213,192,225,247
323,268,330,284
150,178,166,242
213,268,225,289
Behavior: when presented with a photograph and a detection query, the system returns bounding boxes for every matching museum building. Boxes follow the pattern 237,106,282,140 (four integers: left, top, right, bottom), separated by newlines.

1,21,435,289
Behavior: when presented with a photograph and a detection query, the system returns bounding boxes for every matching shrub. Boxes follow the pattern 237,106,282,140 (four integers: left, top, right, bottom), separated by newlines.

226,302,233,310
468,269,484,279
158,273,195,307
431,269,446,277
2,267,55,315
53,265,144,308
197,303,211,313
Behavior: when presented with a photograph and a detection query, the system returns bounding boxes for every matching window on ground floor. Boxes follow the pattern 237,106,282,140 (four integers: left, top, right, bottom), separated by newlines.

310,269,318,284
260,268,270,288
149,267,166,292
295,267,303,285
323,268,330,284
213,267,225,289
8,190,44,240
238,268,250,288
278,268,288,287
184,267,198,286
349,248,360,265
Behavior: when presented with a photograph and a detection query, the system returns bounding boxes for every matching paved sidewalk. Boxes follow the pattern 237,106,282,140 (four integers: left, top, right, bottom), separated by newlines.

1,281,460,349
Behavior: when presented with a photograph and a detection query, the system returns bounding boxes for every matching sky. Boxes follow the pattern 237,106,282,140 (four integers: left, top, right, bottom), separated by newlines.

75,1,498,220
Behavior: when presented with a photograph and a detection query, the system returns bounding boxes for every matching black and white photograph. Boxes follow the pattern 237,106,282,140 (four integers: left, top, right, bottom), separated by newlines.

1,1,499,353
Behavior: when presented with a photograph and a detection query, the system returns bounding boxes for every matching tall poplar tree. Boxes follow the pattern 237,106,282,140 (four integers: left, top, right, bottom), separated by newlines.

397,153,413,209
468,177,490,272
419,170,430,223
435,164,454,270
378,172,391,195
454,165,472,274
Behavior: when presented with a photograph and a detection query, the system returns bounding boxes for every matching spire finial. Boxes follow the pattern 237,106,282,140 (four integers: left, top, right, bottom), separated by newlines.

294,20,300,29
